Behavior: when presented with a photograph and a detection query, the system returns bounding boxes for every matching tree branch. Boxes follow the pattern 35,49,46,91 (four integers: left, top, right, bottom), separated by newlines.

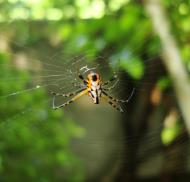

144,0,190,134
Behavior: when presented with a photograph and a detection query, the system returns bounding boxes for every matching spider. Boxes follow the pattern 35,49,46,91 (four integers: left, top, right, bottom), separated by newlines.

50,71,134,113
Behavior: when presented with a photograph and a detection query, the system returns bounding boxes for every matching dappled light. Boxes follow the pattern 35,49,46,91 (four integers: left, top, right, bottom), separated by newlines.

0,0,190,181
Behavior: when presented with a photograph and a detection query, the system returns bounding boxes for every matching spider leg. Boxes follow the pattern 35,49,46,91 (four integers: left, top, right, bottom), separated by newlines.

102,79,119,91
51,88,85,97
102,93,124,113
52,89,88,110
102,88,135,103
77,70,88,85
102,75,117,86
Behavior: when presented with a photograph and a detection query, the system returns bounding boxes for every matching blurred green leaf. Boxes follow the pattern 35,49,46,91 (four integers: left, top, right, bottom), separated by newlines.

161,120,182,146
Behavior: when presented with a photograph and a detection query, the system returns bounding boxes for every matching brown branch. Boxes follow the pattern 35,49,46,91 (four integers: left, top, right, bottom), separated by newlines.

144,0,190,134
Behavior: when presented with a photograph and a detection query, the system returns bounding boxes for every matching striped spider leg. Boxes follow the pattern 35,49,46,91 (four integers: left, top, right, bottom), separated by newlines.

102,74,117,87
102,88,135,103
99,74,124,112
77,71,88,85
101,89,135,113
101,94,124,113
51,89,88,109
101,75,135,113
50,72,88,109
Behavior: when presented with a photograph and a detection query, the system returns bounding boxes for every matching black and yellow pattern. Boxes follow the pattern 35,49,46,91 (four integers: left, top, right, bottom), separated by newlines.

51,71,133,112
52,89,88,109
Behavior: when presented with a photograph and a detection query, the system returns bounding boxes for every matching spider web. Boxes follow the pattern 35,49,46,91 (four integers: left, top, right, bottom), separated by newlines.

0,20,189,179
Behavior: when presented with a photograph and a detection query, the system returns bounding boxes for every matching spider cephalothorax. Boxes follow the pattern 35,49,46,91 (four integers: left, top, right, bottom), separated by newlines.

51,70,134,113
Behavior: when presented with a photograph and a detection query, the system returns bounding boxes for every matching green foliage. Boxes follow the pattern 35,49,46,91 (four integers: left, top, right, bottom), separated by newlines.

157,76,172,91
0,52,85,181
161,120,183,146
163,0,190,72
0,0,189,180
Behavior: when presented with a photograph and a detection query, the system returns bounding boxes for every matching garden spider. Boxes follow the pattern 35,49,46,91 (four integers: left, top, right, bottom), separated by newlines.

51,71,134,113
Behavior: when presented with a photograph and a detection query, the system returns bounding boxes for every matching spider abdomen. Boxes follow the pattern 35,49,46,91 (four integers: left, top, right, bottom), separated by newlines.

88,81,102,104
